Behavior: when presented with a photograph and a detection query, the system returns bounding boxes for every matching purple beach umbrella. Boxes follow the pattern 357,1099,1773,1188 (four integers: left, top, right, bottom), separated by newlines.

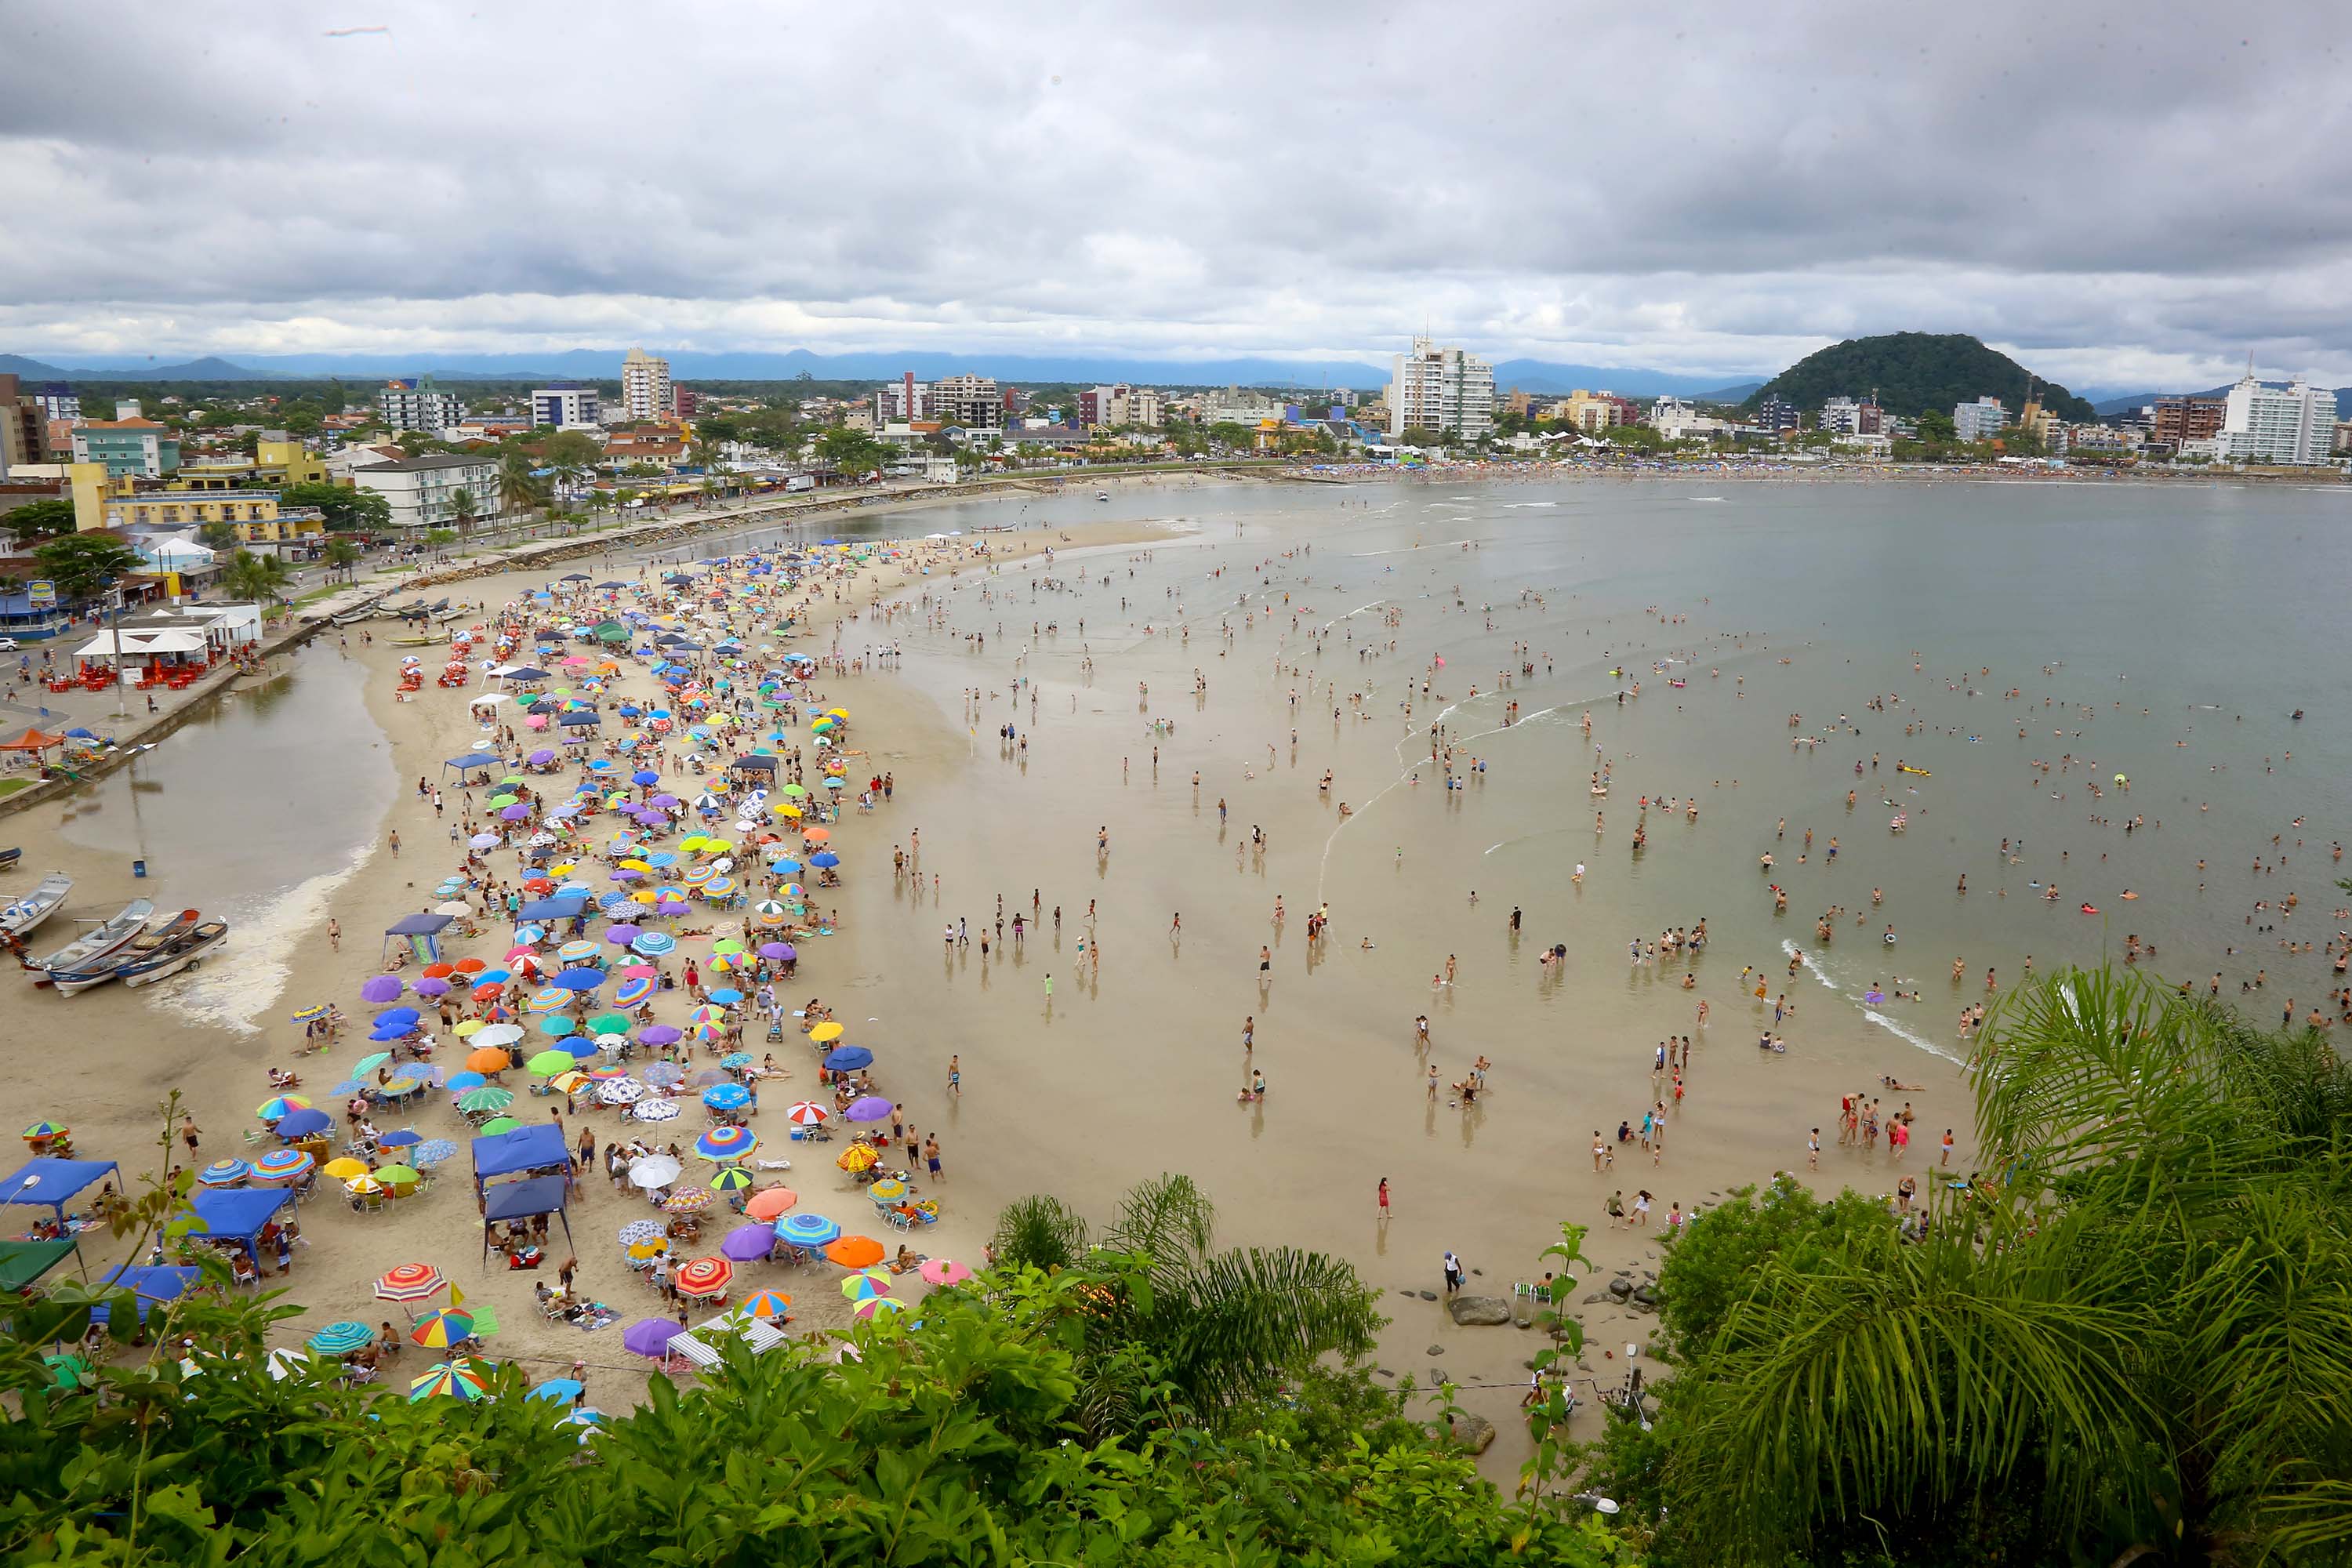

621,1319,677,1359
359,975,404,1004
720,1225,777,1261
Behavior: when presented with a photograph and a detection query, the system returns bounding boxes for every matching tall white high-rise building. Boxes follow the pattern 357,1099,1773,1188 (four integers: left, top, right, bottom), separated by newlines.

620,347,673,421
929,374,1004,430
379,377,463,433
1387,336,1494,440
2211,376,2337,464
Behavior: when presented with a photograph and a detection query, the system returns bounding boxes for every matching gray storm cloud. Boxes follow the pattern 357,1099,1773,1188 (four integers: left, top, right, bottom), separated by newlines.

2,1,2347,387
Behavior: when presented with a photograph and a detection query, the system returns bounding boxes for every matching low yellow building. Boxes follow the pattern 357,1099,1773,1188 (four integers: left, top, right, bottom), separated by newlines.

69,444,332,544
169,438,332,492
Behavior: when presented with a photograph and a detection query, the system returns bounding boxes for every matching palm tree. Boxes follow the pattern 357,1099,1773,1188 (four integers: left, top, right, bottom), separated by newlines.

991,1173,1382,1436
220,549,292,608
322,539,360,583
195,521,241,550
1644,967,2352,1564
447,487,477,552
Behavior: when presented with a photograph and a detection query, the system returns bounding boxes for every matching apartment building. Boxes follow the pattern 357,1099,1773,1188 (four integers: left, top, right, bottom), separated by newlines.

1386,337,1494,439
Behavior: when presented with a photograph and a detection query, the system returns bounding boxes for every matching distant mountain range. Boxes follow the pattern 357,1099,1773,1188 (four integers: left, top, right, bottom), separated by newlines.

1,347,1759,397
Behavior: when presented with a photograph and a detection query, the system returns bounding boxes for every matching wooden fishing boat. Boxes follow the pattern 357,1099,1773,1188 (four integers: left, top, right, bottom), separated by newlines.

25,898,156,976
121,919,229,988
0,873,73,939
49,909,202,996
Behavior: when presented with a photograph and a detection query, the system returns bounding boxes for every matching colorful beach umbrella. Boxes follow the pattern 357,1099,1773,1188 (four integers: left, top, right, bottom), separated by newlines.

375,1262,447,1303
408,1359,493,1403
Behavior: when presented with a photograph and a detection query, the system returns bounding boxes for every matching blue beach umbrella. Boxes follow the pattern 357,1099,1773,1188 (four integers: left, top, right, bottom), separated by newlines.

822,1046,873,1072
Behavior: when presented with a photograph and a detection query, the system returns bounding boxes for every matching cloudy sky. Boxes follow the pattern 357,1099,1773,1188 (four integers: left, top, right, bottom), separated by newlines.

4,2,2347,390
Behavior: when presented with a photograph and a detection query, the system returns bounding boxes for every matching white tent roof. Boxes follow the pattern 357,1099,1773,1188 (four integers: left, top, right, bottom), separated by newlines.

73,629,209,658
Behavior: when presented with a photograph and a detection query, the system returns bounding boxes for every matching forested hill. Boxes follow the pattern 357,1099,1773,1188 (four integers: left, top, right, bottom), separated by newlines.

1744,332,2095,420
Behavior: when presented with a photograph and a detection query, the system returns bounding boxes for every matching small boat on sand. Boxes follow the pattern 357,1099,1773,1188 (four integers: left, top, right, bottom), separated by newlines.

52,912,224,995
122,919,228,989
1,873,74,940
25,898,157,976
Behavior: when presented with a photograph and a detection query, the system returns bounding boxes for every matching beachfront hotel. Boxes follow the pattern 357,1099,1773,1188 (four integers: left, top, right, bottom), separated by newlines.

621,348,675,422
1387,336,1495,441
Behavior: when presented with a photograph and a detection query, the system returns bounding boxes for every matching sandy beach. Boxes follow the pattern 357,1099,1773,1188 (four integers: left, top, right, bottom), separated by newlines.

9,469,2345,1480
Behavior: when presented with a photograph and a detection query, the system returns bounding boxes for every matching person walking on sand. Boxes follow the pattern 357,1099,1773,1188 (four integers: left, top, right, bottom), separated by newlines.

1377,1177,1391,1220
1442,1249,1465,1298
388,829,401,858
326,918,340,952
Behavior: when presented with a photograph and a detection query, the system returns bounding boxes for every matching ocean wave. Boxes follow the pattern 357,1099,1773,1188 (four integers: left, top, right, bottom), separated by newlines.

149,839,376,1036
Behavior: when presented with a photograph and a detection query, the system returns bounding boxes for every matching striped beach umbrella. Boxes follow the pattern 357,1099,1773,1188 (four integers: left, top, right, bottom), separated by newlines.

410,1308,476,1348
776,1212,839,1247
735,1288,793,1321
709,1165,754,1193
196,1158,251,1187
374,1263,447,1304
841,1268,892,1301
408,1358,494,1403
695,1125,757,1161
307,1320,375,1356
673,1257,732,1298
783,1101,827,1127
251,1147,314,1182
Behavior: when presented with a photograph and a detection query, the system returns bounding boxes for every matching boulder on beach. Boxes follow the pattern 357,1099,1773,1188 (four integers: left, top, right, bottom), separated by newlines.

1447,1411,1497,1454
1607,1278,1634,1299
1447,1296,1513,1327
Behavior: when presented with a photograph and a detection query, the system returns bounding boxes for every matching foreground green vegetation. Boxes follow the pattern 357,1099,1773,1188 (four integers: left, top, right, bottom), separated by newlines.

1594,967,2352,1566
0,1171,1629,1566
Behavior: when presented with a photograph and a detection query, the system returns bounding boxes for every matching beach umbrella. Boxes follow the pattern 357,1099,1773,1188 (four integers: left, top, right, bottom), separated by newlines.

360,975,405,1004
307,1320,375,1356
702,1083,752,1112
854,1297,904,1323
809,850,840,867
526,1049,576,1077
528,1376,584,1403
782,1101,827,1127
844,1096,893,1123
629,1155,682,1189
414,975,454,996
276,1108,332,1138
410,1308,476,1348
408,1359,494,1403
597,1077,646,1105
718,1051,753,1069
616,1219,666,1250
745,1186,797,1221
350,1051,394,1076
841,1268,892,1301
464,1047,512,1074
695,1125,757,1160
603,923,643,945
757,942,793,961
322,1156,370,1181
720,1224,776,1262
538,1015,578,1038
373,1007,421,1030
826,1236,885,1269
631,932,677,956
918,1258,975,1287
552,967,604,993
735,1288,793,1321
457,1087,514,1114
469,832,502,851
524,989,570,1014
620,1319,676,1359
251,1148,314,1182
709,1165,754,1194
663,1188,713,1214
586,1011,632,1036
344,1175,386,1197
641,1062,684,1087
613,975,654,1007
776,1212,839,1247
808,1022,844,1044
289,1004,330,1025
867,1178,907,1204
822,1046,873,1072
633,1098,681,1122
471,1022,523,1048
255,1094,312,1121
477,1117,522,1136
375,1263,447,1304
446,1072,486,1093
835,1144,878,1174
378,1129,423,1149
196,1158,250,1187
412,1138,459,1167
673,1257,732,1298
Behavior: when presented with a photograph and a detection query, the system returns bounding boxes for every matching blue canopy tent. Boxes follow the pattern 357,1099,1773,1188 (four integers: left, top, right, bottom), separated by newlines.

95,1264,204,1323
470,1123,568,1194
0,1157,122,1219
443,751,503,781
556,710,600,728
383,911,455,966
515,893,590,924
481,1174,573,1268
181,1186,293,1263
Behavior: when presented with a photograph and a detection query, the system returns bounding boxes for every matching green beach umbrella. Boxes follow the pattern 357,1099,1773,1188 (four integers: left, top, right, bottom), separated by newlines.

477,1116,522,1136
457,1087,514,1114
526,1049,576,1077
586,1012,632,1036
